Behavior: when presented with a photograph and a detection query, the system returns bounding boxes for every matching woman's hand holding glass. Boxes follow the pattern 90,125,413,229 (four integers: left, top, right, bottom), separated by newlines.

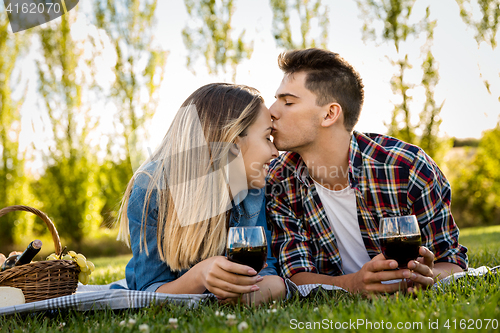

196,256,263,300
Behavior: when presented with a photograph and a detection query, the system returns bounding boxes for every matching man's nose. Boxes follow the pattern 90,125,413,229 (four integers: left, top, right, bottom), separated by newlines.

269,101,280,121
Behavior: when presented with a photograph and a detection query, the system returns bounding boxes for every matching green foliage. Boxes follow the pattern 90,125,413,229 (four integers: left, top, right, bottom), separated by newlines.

357,1,451,163
0,11,33,246
96,158,132,229
93,0,166,225
387,54,416,143
182,0,253,81
456,0,500,102
417,8,452,162
357,0,419,145
451,124,500,227
457,0,500,48
357,0,417,51
270,0,329,50
0,1,165,249
453,137,480,147
34,9,104,245
94,0,165,123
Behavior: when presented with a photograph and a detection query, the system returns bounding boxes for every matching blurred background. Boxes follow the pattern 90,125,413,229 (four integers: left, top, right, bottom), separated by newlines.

1,0,499,256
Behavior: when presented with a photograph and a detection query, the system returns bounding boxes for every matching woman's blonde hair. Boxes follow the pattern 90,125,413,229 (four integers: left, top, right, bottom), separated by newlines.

117,83,264,271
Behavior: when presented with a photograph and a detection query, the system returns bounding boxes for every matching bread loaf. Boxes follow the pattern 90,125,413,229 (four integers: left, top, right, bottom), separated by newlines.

0,287,26,307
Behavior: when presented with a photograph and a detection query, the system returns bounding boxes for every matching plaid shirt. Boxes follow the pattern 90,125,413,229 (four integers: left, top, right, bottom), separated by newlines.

266,131,468,279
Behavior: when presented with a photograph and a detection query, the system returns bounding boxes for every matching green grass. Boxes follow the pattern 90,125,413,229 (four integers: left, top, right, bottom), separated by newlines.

89,254,131,285
460,225,500,251
1,226,499,332
460,225,500,268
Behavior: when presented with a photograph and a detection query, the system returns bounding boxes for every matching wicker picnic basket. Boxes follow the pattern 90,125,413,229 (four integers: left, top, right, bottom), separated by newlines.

0,205,80,303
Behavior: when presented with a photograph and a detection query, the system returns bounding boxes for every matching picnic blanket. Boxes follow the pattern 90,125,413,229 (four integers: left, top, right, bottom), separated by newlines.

0,281,210,316
0,266,496,316
0,279,345,316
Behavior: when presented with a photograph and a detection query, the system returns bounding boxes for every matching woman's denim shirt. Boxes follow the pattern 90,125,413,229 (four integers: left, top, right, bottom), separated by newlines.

117,165,278,292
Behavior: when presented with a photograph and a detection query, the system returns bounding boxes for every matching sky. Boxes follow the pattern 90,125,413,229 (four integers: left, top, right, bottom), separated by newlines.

9,0,500,164
141,0,500,149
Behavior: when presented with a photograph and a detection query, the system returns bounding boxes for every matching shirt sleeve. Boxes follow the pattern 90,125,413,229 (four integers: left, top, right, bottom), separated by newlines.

127,183,179,291
266,181,318,279
407,150,468,270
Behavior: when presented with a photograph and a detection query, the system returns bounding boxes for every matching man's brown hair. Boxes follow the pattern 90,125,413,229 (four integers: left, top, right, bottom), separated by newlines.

277,48,364,131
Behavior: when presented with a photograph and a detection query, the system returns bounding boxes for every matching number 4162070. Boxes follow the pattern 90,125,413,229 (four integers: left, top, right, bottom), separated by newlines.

5,2,62,14
444,319,498,330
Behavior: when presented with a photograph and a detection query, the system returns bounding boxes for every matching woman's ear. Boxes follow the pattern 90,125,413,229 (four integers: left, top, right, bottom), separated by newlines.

230,143,240,156
230,137,241,156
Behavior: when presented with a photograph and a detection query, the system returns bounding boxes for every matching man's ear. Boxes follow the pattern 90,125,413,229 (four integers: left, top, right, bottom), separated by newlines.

321,103,342,128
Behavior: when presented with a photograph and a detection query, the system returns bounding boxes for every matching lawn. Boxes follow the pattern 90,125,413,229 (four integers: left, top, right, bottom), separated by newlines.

1,225,499,332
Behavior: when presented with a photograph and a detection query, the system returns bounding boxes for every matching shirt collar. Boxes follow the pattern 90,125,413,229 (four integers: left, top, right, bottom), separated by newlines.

294,158,312,187
231,188,264,222
293,131,363,188
349,131,363,185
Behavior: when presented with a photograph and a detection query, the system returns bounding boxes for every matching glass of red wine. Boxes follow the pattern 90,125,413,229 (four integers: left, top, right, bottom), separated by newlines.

379,215,422,268
226,226,267,274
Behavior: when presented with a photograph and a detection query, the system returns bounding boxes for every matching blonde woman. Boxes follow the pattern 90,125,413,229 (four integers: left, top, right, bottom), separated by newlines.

113,83,285,305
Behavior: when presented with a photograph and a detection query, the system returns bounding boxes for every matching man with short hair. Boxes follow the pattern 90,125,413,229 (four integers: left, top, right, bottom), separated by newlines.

266,48,468,295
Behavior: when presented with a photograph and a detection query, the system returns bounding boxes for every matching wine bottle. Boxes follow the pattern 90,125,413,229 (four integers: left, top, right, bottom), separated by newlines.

15,239,42,266
0,240,42,272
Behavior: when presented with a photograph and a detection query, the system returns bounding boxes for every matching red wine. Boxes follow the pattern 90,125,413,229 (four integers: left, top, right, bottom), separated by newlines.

227,245,267,273
0,240,42,272
380,234,421,268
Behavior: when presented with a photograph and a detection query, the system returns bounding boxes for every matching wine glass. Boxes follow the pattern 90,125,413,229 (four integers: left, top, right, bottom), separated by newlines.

379,215,421,268
226,226,267,274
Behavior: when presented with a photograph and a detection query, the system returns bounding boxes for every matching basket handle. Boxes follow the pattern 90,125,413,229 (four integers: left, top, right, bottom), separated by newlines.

0,205,62,256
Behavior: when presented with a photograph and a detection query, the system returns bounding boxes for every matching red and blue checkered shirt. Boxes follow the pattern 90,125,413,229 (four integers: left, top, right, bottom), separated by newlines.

266,131,468,279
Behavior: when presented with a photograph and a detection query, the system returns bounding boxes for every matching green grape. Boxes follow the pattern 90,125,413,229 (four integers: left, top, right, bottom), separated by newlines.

80,263,89,273
78,271,88,284
76,257,87,268
64,250,94,280
87,261,95,272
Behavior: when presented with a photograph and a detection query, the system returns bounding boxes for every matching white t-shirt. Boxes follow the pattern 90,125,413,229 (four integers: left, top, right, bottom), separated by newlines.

313,180,371,275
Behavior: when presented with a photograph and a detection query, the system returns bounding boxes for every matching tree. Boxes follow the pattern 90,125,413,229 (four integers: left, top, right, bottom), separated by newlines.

451,1,500,227
34,8,104,245
456,0,500,101
356,0,450,162
457,0,500,48
0,10,31,246
182,0,253,81
452,123,500,227
270,0,329,49
94,0,167,226
417,7,451,161
357,0,418,143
